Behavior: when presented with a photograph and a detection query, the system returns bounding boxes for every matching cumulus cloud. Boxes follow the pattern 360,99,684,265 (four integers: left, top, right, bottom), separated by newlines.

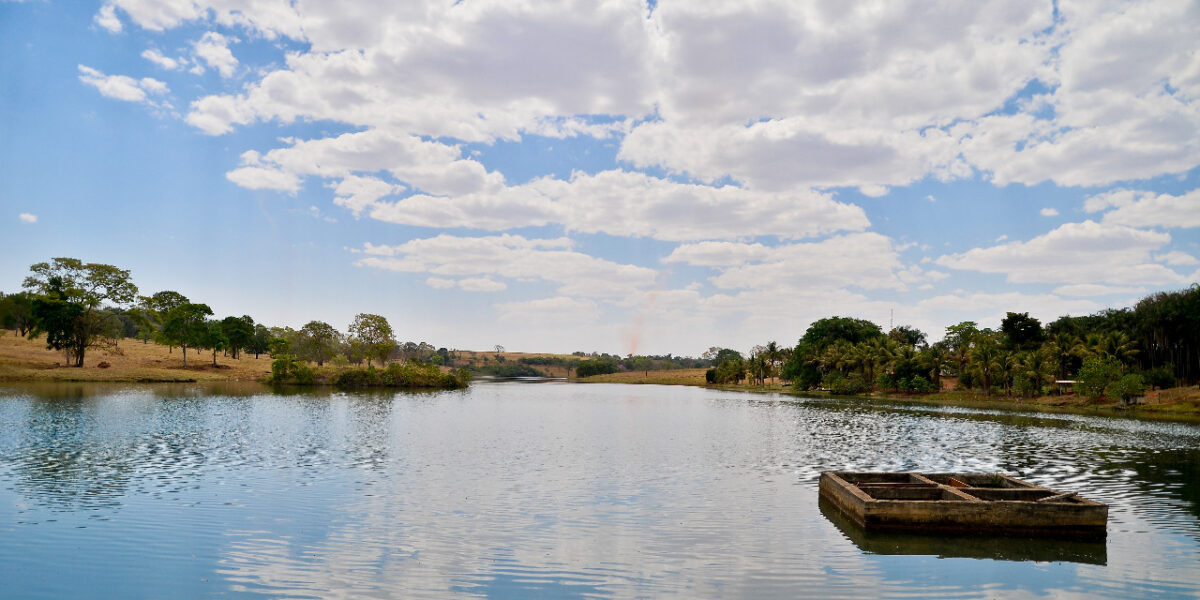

666,233,945,293
94,4,122,33
356,234,657,299
77,65,169,105
936,220,1188,286
193,32,238,78
18,213,37,224
141,48,181,70
1040,207,1059,217
1084,188,1200,229
1052,284,1147,297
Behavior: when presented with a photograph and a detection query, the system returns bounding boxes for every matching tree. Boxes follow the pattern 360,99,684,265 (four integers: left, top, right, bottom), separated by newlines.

0,292,36,336
1020,347,1055,398
23,258,138,367
968,335,1001,396
138,290,189,350
888,325,927,349
200,321,228,367
249,324,272,359
297,320,342,366
631,356,653,376
944,321,980,376
220,315,255,359
1001,312,1044,351
349,313,396,367
160,303,213,367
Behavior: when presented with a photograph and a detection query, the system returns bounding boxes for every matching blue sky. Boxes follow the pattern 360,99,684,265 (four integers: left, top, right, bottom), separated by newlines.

2,0,1198,355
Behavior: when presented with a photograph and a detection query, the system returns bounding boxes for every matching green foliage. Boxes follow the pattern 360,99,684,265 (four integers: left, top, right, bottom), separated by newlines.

1001,312,1044,350
1107,373,1145,405
160,302,213,367
1143,364,1175,389
874,372,895,390
296,320,341,366
888,325,927,348
474,363,544,377
576,358,619,378
268,336,291,356
331,362,469,389
0,292,36,335
220,315,254,359
268,353,315,384
348,313,396,367
23,258,139,367
1076,357,1124,398
828,373,868,395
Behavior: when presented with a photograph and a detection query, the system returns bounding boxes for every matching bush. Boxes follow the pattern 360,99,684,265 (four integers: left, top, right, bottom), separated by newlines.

705,369,716,384
829,373,868,395
1143,364,1175,390
875,372,895,390
907,376,935,393
332,362,469,389
1076,357,1123,398
576,359,618,378
1107,373,1145,405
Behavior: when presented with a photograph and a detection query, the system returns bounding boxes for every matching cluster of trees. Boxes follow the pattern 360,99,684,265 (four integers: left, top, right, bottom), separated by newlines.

704,343,789,385
764,286,1200,401
4,258,461,386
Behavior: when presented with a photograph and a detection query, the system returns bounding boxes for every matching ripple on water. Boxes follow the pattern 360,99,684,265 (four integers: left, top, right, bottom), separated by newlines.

0,382,1198,599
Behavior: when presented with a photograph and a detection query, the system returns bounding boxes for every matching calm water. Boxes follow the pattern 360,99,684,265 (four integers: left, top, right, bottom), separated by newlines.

1,382,1199,599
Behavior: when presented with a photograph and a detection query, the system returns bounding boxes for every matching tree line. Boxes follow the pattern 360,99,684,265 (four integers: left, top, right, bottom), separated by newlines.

0,258,467,387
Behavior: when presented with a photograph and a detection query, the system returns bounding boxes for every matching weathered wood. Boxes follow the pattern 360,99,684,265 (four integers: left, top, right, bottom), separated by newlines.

1036,491,1078,503
820,471,1107,538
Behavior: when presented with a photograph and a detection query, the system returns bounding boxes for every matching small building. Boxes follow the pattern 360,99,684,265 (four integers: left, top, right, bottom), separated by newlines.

1055,379,1076,395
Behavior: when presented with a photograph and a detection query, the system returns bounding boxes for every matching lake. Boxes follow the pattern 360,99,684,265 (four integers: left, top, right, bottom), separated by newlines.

1,381,1198,599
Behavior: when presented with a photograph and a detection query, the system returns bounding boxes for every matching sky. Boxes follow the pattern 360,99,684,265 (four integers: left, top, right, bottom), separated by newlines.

1,0,1199,356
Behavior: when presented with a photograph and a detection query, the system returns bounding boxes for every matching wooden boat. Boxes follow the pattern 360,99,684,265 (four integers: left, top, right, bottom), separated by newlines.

819,471,1108,538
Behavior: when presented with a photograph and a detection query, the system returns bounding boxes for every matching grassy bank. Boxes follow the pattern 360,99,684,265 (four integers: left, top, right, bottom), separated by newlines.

0,330,272,382
578,365,1200,422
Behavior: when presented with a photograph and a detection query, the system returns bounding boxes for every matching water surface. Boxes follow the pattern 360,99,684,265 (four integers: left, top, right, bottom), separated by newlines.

1,381,1198,599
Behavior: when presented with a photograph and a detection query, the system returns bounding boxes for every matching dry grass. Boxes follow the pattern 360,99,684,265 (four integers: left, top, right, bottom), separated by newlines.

577,368,708,386
0,330,272,382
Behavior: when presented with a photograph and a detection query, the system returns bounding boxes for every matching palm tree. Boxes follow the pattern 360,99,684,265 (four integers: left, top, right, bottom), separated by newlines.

1021,347,1055,398
765,341,781,384
1048,331,1077,382
968,336,1000,396
920,344,951,390
996,350,1018,397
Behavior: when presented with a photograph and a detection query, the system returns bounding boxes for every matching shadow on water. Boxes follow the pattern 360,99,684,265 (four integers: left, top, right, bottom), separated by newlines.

819,498,1108,565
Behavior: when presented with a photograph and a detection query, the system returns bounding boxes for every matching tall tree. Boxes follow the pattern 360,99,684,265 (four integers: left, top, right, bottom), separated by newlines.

297,320,342,366
22,258,138,367
349,313,396,367
1001,312,1044,351
0,292,36,336
160,303,213,367
220,315,255,359
200,321,228,367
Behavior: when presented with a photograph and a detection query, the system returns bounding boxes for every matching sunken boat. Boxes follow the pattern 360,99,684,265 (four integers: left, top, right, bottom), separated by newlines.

819,471,1108,538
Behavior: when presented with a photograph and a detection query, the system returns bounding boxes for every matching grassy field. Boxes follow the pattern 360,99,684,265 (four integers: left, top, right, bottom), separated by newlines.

0,330,273,382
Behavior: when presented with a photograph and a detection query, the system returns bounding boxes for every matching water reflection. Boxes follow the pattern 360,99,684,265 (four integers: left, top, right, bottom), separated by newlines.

0,382,1198,599
818,498,1108,565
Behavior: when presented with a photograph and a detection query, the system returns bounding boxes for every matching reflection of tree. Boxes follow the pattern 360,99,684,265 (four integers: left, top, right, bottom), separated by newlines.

10,397,134,511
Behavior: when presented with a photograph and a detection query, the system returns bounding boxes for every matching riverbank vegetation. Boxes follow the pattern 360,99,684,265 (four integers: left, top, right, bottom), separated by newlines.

0,258,468,389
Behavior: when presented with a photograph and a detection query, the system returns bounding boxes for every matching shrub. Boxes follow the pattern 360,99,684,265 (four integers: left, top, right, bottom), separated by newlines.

1143,364,1175,390
1076,357,1123,398
1107,373,1145,405
875,373,895,390
829,373,868,395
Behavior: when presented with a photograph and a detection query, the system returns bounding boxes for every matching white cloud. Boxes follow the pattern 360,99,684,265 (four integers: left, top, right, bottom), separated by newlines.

356,234,657,299
1052,284,1147,297
1084,188,1200,229
18,213,37,224
936,220,1187,286
457,277,507,292
141,48,181,70
194,32,238,78
425,277,456,290
497,296,600,325
95,4,122,33
1155,251,1200,266
77,65,169,105
1040,207,1059,217
666,233,942,294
